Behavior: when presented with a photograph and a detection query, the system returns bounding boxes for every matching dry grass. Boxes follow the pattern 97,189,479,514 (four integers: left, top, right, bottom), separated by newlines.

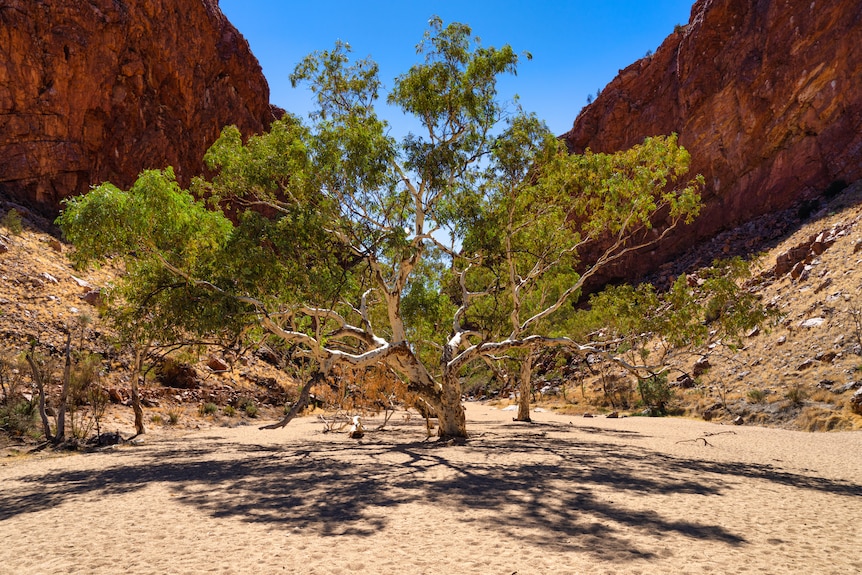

796,406,862,432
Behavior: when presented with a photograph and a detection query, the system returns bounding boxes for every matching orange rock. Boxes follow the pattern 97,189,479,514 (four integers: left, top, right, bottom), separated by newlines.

564,0,862,288
0,0,277,213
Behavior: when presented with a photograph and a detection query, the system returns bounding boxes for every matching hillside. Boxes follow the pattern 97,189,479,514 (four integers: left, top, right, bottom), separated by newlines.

646,180,862,430
2,183,860,443
0,203,300,445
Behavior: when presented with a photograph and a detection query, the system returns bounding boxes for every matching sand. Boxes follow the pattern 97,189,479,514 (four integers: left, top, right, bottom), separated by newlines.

1,403,860,574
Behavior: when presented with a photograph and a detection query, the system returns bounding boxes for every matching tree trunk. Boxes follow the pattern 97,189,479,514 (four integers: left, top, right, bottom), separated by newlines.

131,377,145,436
515,354,533,422
259,371,320,430
26,353,54,442
55,333,72,442
131,349,145,436
437,373,466,438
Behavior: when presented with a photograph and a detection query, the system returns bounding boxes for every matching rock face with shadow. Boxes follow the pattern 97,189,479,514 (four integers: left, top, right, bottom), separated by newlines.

564,0,862,286
0,0,277,213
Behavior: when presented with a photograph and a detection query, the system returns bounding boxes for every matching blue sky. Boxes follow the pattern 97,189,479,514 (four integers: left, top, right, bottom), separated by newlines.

218,1,694,136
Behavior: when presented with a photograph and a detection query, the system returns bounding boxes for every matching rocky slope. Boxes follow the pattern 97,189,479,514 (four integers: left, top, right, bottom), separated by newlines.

659,180,862,430
565,0,862,287
0,203,298,442
0,0,276,214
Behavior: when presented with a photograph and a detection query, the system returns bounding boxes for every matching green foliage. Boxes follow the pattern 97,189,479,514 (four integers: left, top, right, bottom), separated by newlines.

636,373,673,415
199,402,218,416
573,257,774,360
747,389,768,404
0,399,39,438
1,208,23,235
223,405,237,417
55,18,726,437
57,168,252,355
235,397,258,418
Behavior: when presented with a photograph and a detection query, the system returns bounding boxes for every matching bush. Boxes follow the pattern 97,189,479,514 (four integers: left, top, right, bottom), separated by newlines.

199,402,218,416
244,403,258,418
0,399,39,438
785,384,807,406
165,407,182,425
67,352,105,440
600,372,633,409
747,389,767,404
1,209,23,235
823,179,847,200
223,405,236,417
637,373,674,415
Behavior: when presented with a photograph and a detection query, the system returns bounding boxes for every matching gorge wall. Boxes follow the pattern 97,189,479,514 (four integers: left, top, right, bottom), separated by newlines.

0,0,276,213
565,0,862,284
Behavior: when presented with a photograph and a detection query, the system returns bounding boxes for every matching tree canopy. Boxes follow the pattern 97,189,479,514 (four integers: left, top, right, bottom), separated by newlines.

57,18,747,438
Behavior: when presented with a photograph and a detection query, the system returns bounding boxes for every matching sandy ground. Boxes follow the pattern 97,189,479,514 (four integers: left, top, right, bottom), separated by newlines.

1,403,860,575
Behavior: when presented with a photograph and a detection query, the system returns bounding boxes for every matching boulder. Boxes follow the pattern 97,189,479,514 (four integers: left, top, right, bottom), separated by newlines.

206,355,230,372
850,388,862,415
80,290,102,306
693,357,711,377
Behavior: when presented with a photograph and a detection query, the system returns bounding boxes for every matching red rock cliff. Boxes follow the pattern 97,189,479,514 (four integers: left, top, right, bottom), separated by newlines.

565,0,862,283
0,0,276,213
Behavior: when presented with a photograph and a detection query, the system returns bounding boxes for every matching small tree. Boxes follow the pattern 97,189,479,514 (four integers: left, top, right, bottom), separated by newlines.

1,208,23,235
59,19,728,438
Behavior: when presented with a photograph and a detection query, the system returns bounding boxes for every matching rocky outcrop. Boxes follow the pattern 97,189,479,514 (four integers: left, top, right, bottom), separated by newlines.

565,0,862,284
0,0,276,213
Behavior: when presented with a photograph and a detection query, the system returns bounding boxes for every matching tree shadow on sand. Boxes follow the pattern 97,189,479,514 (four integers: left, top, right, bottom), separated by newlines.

2,420,860,561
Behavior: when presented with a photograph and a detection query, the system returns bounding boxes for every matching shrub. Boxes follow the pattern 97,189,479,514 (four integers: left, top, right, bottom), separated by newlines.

785,384,807,406
637,373,674,415
244,403,258,418
67,352,104,440
199,402,218,416
1,209,23,235
0,352,24,405
223,405,236,417
848,298,862,356
823,179,847,200
165,407,182,425
600,372,633,409
0,399,39,438
796,406,851,431
747,389,768,404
